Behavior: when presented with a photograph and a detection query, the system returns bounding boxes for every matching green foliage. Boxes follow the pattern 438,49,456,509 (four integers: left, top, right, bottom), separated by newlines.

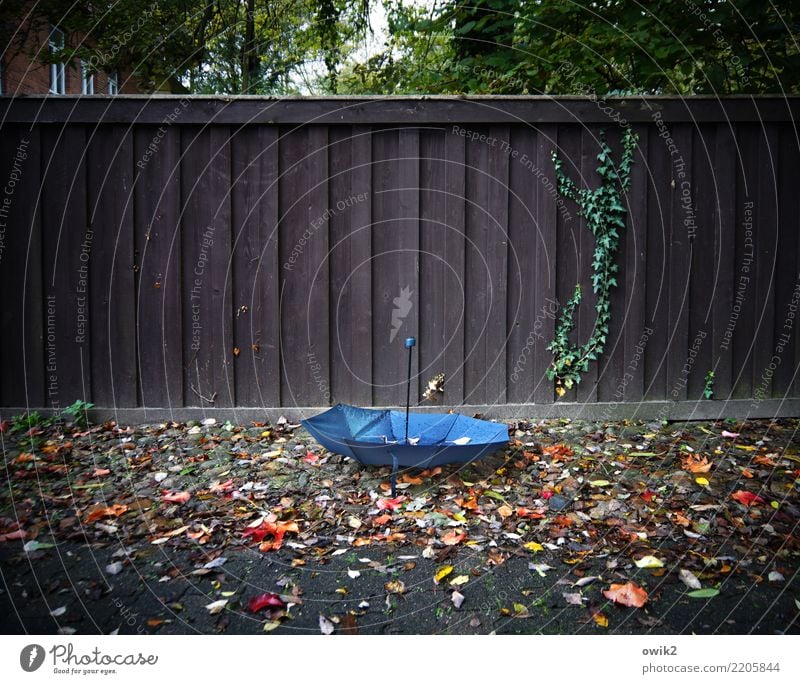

546,127,638,396
703,371,715,400
341,0,800,95
62,400,94,428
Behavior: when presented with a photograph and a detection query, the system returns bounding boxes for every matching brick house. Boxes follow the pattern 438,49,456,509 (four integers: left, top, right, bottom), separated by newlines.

1,10,144,95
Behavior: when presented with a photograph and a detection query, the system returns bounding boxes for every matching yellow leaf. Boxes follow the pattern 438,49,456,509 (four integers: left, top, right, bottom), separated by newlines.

523,542,544,553
513,602,530,617
695,477,709,486
634,555,664,569
263,621,280,632
434,566,454,584
555,385,566,397
593,613,609,628
450,575,470,587
497,504,513,519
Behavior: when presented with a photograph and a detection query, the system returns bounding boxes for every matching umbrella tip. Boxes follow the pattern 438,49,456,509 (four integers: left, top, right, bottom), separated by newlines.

405,337,416,348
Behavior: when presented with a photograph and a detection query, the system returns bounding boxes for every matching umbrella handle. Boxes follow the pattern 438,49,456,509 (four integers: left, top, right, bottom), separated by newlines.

404,337,416,444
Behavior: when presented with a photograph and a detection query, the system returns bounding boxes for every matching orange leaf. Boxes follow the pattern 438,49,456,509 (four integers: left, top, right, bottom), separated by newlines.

441,530,466,546
92,468,110,477
517,507,546,519
161,491,191,504
373,513,392,526
543,444,574,461
603,582,648,608
497,504,513,519
84,503,128,523
400,474,423,485
681,454,713,473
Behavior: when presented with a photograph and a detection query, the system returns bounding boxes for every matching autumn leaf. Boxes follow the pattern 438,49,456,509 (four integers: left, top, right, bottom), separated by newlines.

497,504,513,519
161,491,191,504
376,497,404,511
441,530,466,546
204,599,228,615
400,473,423,485
523,542,544,553
384,580,406,594
634,555,664,569
319,614,335,635
593,612,609,627
434,565,454,584
84,503,128,523
603,582,648,608
681,454,713,473
730,490,765,507
248,593,286,613
243,519,300,552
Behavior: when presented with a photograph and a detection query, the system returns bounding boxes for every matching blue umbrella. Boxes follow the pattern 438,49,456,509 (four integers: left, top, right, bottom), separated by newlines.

301,338,509,495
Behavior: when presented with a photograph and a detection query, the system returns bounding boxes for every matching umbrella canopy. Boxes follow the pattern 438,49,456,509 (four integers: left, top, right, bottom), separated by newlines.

301,403,509,469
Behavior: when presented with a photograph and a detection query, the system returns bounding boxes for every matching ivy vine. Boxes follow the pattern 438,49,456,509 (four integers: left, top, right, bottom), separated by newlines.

546,128,639,397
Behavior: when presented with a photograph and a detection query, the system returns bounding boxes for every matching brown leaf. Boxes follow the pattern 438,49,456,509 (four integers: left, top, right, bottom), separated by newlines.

603,582,648,608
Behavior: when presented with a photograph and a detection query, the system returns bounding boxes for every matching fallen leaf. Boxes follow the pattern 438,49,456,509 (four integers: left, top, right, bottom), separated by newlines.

730,490,765,507
687,587,720,599
695,477,709,486
161,491,191,504
450,575,470,587
678,568,702,590
377,497,404,511
590,480,612,487
384,580,406,595
512,602,530,617
603,582,648,608
347,569,361,579
319,614,335,635
84,503,128,523
497,504,513,519
50,606,67,617
204,599,228,615
634,555,664,569
248,593,286,612
441,530,466,546
563,592,583,606
451,591,465,609
434,565,454,584
593,612,609,627
682,454,713,473
523,541,544,553
721,430,740,438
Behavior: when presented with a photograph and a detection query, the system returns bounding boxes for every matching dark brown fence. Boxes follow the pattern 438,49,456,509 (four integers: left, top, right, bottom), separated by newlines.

0,96,798,420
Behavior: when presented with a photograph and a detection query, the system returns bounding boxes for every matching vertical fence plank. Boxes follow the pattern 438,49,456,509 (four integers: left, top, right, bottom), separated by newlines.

279,125,330,407
576,125,601,404
87,125,137,407
711,123,737,401
231,125,280,408
751,126,779,402
643,124,671,401
0,125,44,408
687,125,716,401
506,126,538,404
443,128,466,406
181,125,233,408
597,127,628,402
328,124,372,406
419,128,450,405
533,125,557,404
328,126,372,404
134,125,183,408
732,124,758,400
774,124,800,399
665,124,692,404
371,128,419,406
41,125,90,408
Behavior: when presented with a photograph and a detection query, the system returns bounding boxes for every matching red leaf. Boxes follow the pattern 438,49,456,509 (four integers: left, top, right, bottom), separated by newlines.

209,479,234,494
161,491,191,504
541,491,554,500
603,582,648,608
377,497,404,511
248,593,286,612
730,490,765,507
640,490,655,503
303,452,319,464
0,420,8,434
441,530,466,546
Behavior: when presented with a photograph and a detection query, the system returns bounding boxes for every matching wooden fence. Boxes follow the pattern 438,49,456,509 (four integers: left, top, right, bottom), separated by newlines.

0,96,798,420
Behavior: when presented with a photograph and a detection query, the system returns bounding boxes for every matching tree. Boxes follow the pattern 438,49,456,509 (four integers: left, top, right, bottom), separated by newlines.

340,0,800,95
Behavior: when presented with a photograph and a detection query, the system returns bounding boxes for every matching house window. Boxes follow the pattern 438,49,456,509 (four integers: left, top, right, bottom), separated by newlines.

49,26,66,94
107,70,118,94
81,61,94,94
